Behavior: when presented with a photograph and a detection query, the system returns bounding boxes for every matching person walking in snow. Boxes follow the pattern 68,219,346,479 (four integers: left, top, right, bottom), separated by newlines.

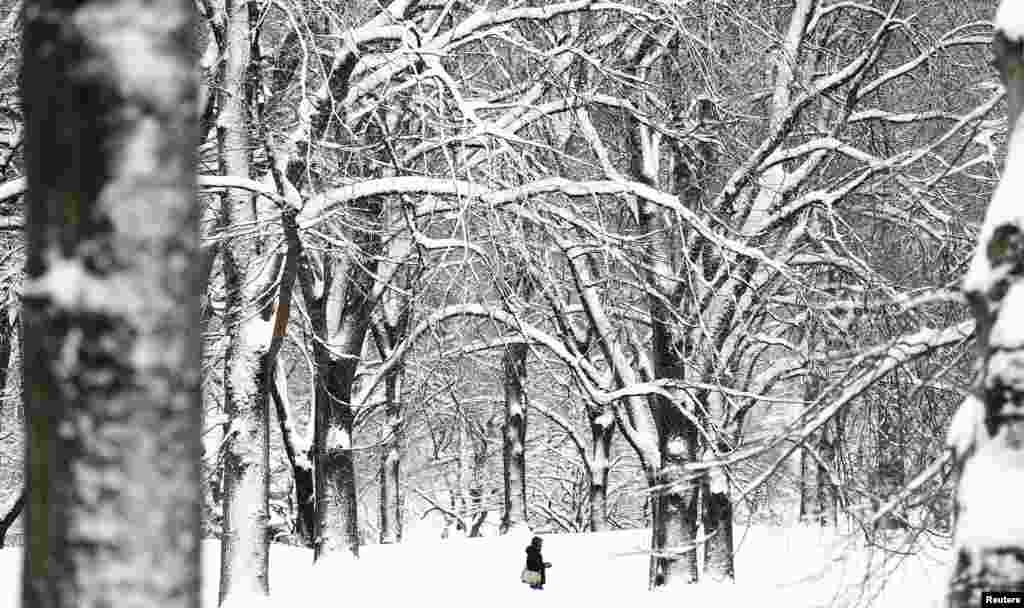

523,536,551,590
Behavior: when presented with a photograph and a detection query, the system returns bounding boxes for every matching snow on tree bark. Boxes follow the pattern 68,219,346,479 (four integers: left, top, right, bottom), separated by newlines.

627,108,703,588
303,196,385,559
501,342,529,532
312,351,360,558
270,359,315,545
20,1,201,606
702,461,734,582
214,0,305,599
215,0,271,592
588,412,614,532
947,3,1024,605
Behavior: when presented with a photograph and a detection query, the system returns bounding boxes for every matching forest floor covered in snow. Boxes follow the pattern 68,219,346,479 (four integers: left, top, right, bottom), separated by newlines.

0,524,953,607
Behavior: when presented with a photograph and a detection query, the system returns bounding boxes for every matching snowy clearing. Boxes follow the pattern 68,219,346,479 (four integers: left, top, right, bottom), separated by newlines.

1,525,952,607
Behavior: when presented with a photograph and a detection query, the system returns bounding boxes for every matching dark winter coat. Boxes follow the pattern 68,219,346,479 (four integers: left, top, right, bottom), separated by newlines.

525,545,547,585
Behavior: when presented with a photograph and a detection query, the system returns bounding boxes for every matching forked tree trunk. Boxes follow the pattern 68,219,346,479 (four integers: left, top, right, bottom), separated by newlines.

304,196,384,559
20,1,201,604
638,162,700,588
947,7,1024,605
501,343,529,532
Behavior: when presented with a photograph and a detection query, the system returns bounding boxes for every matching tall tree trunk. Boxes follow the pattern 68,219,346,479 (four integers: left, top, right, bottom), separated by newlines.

501,343,529,532
817,421,838,527
632,129,700,587
379,366,404,543
373,203,414,545
456,404,470,533
215,0,280,598
312,351,360,557
219,300,273,600
873,384,906,531
798,445,820,523
649,400,700,587
947,9,1024,605
702,459,735,582
304,195,383,559
589,410,614,532
20,1,201,604
799,354,825,523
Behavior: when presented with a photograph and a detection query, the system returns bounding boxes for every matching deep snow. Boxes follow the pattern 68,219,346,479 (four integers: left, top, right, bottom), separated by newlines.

0,524,952,607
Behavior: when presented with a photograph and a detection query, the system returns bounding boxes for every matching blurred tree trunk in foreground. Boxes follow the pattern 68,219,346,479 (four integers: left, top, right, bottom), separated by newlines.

947,2,1024,606
20,1,201,606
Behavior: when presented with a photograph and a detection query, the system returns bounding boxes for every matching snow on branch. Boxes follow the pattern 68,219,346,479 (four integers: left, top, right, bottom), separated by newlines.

732,321,974,501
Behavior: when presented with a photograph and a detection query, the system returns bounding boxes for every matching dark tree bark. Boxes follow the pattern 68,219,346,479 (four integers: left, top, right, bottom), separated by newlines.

0,488,24,548
947,8,1024,605
798,444,821,523
20,1,201,605
817,422,838,527
270,359,315,545
702,458,735,582
501,342,529,532
630,119,702,589
312,347,361,558
0,299,15,412
302,198,384,560
646,319,699,587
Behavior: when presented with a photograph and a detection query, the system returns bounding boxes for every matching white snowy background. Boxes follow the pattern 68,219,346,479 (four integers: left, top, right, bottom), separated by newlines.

1,524,952,607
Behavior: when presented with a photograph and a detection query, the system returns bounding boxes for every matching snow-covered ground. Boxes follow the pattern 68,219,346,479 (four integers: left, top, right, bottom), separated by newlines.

0,525,953,607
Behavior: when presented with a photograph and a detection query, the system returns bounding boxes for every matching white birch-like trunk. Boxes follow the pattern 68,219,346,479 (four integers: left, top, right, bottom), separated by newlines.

501,343,529,532
215,0,272,598
946,3,1024,605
